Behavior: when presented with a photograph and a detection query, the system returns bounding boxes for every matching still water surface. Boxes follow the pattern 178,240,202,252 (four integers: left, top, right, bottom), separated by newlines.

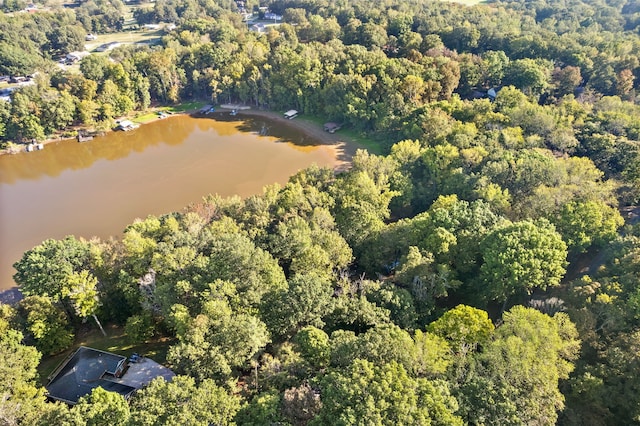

0,114,348,291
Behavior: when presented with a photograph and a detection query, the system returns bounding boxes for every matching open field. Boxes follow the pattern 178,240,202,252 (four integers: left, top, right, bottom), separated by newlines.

84,29,164,52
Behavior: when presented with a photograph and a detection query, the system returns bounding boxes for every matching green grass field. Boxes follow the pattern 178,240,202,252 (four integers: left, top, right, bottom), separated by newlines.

84,29,164,52
132,101,207,123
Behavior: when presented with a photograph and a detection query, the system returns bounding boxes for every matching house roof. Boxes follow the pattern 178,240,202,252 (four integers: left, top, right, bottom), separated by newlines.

46,346,174,405
46,347,135,404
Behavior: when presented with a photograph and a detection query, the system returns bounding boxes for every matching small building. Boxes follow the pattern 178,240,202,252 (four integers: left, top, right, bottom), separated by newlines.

284,110,298,119
115,120,138,131
46,346,175,405
85,33,97,41
66,51,89,63
264,12,282,21
323,122,341,133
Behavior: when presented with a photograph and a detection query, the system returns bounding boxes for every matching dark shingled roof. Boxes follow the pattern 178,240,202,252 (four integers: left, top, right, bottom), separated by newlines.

46,347,135,405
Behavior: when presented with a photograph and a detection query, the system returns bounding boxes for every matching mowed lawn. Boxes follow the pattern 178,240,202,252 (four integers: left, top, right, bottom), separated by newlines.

84,29,164,52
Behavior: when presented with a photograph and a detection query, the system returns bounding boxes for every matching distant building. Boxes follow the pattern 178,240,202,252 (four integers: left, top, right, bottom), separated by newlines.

264,12,282,21
46,346,175,405
85,33,97,41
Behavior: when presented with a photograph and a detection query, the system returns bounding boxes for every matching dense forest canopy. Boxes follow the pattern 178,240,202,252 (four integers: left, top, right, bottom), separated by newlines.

2,0,640,424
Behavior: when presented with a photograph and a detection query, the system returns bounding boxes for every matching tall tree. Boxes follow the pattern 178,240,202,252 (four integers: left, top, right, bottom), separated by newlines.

311,359,463,426
479,220,568,305
129,376,240,426
458,306,579,426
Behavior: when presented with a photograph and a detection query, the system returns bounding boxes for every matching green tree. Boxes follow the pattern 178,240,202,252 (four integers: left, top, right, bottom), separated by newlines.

17,296,74,355
294,326,330,369
40,90,76,135
459,306,579,426
63,270,106,336
260,273,333,339
0,328,47,425
503,58,551,96
312,359,462,426
428,304,494,355
73,387,130,426
551,200,624,253
167,299,270,382
331,168,399,250
234,391,284,426
129,376,240,426
330,324,416,373
6,92,45,142
13,236,92,302
479,220,568,304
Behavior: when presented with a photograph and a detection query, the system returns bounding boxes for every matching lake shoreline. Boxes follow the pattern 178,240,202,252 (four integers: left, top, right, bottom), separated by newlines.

0,106,364,164
214,107,362,172
0,107,362,297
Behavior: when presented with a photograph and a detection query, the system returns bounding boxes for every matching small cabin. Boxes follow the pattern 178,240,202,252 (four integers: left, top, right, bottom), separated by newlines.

284,110,298,119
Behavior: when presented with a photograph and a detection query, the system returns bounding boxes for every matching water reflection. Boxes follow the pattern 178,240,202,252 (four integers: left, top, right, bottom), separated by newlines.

0,114,346,290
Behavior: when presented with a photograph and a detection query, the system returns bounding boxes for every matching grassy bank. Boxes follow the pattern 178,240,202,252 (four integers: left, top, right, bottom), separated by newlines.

291,114,385,155
132,101,207,123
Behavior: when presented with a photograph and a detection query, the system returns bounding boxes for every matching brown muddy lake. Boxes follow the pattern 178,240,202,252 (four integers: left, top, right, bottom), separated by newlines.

0,113,352,291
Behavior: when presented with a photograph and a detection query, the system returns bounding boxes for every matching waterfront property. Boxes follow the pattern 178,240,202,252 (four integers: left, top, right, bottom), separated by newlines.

284,109,298,119
46,346,175,405
0,114,346,292
115,120,138,131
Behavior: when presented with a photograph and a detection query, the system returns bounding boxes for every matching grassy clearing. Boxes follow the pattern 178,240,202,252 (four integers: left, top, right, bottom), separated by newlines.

166,101,207,113
84,29,164,52
296,115,385,155
340,129,385,155
132,101,207,123
38,325,175,385
133,112,160,124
